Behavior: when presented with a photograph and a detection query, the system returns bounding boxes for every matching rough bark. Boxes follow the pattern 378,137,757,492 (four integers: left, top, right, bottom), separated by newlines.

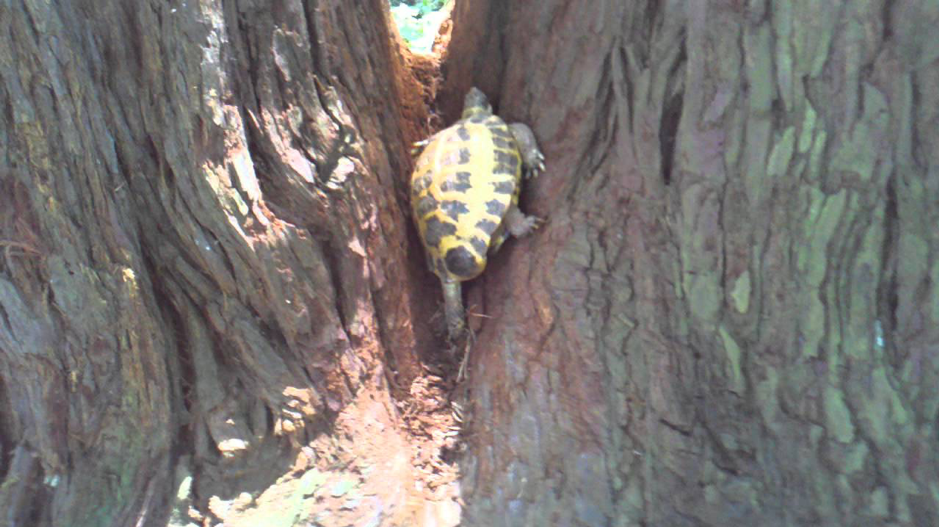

0,1,444,526
444,1,939,526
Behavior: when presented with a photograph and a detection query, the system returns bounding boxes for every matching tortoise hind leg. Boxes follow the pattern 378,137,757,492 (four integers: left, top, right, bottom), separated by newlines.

505,204,542,238
441,279,466,343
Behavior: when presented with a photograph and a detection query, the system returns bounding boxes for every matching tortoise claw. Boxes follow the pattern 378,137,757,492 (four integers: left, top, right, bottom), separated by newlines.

528,152,545,177
411,139,430,156
526,163,545,179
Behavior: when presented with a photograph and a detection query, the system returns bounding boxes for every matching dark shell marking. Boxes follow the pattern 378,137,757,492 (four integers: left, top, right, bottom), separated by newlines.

441,200,470,221
494,151,520,175
475,218,499,237
412,174,433,196
440,147,473,167
489,127,513,140
492,181,515,194
416,194,438,217
424,217,457,247
495,151,516,164
486,199,508,217
492,136,514,149
445,246,482,278
440,171,473,193
470,236,489,256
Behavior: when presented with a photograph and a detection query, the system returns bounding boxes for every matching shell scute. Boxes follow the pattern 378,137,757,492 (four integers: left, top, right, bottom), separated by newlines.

411,113,523,282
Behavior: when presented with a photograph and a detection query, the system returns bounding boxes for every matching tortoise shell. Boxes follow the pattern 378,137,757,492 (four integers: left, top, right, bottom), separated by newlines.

410,98,523,283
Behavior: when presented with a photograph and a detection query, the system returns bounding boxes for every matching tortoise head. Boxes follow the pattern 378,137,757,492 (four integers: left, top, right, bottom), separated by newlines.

461,87,492,119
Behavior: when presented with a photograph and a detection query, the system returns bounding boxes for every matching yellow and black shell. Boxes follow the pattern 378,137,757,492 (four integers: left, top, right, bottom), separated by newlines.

410,111,523,283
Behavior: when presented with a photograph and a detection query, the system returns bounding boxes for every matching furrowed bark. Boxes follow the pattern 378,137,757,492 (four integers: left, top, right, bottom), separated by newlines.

446,1,939,525
0,1,436,525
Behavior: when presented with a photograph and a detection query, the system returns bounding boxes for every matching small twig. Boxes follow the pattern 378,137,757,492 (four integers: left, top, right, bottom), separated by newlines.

465,305,492,319
1,239,43,270
456,331,474,382
0,240,41,254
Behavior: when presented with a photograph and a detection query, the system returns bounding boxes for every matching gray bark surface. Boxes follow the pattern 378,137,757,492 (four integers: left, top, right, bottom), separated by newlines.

445,1,939,526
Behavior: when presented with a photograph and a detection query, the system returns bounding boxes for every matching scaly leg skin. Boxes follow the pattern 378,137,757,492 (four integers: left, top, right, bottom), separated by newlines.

441,279,466,345
505,204,543,237
508,123,546,178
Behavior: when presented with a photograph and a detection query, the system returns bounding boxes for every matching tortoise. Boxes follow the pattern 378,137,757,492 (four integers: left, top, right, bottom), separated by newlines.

410,87,545,342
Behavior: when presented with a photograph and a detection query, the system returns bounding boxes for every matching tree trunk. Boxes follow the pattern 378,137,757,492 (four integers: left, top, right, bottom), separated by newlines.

2,1,938,527
0,1,448,526
444,1,939,526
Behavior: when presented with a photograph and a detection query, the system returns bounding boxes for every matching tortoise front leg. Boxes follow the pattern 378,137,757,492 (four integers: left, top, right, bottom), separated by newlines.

508,123,546,178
